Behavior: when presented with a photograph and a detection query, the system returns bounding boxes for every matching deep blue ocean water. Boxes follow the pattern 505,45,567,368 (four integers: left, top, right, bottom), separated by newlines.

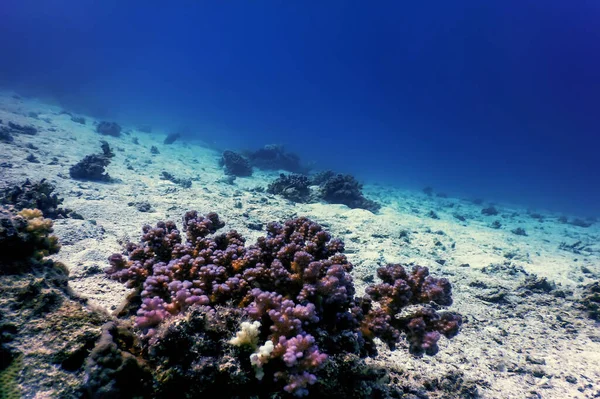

1,1,599,215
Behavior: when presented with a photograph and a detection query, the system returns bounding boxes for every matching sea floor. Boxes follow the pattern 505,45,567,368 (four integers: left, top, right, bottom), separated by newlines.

1,91,599,399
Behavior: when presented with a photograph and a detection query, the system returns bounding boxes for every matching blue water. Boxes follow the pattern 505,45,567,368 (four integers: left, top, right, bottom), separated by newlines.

1,1,599,215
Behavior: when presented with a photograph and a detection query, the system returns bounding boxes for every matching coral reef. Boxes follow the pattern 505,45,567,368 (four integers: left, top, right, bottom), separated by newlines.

96,121,122,137
70,141,115,181
163,132,180,145
0,179,82,219
99,211,461,397
220,150,252,177
267,173,311,203
247,144,306,174
315,172,380,212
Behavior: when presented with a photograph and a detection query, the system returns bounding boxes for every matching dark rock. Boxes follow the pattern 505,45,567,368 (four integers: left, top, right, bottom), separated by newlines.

569,218,593,228
481,206,499,216
511,227,527,236
519,276,556,293
25,154,40,163
8,122,37,135
150,146,160,154
247,221,264,230
163,132,180,145
490,220,502,229
453,213,466,222
0,126,14,142
160,171,191,188
96,121,121,137
129,201,153,212
427,210,439,219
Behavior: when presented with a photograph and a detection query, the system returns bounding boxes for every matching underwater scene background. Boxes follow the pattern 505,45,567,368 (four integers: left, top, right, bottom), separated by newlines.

1,2,600,399
1,0,599,214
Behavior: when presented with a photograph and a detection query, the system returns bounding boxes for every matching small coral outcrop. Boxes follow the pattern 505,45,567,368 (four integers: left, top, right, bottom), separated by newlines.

95,121,121,137
0,179,82,219
267,173,311,203
95,211,461,398
220,150,252,177
69,141,115,181
315,172,380,213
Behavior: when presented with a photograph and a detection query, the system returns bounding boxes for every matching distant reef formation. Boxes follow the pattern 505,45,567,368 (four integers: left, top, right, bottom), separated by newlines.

246,144,307,174
220,150,253,177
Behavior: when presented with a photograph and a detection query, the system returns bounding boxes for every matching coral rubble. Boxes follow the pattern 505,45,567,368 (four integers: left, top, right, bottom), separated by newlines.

98,211,461,397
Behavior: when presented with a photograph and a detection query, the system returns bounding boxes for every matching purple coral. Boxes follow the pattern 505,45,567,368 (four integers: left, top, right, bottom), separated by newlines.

106,211,461,396
363,264,461,355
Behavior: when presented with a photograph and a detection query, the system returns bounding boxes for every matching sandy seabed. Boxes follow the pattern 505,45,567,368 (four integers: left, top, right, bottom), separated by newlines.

1,91,599,399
